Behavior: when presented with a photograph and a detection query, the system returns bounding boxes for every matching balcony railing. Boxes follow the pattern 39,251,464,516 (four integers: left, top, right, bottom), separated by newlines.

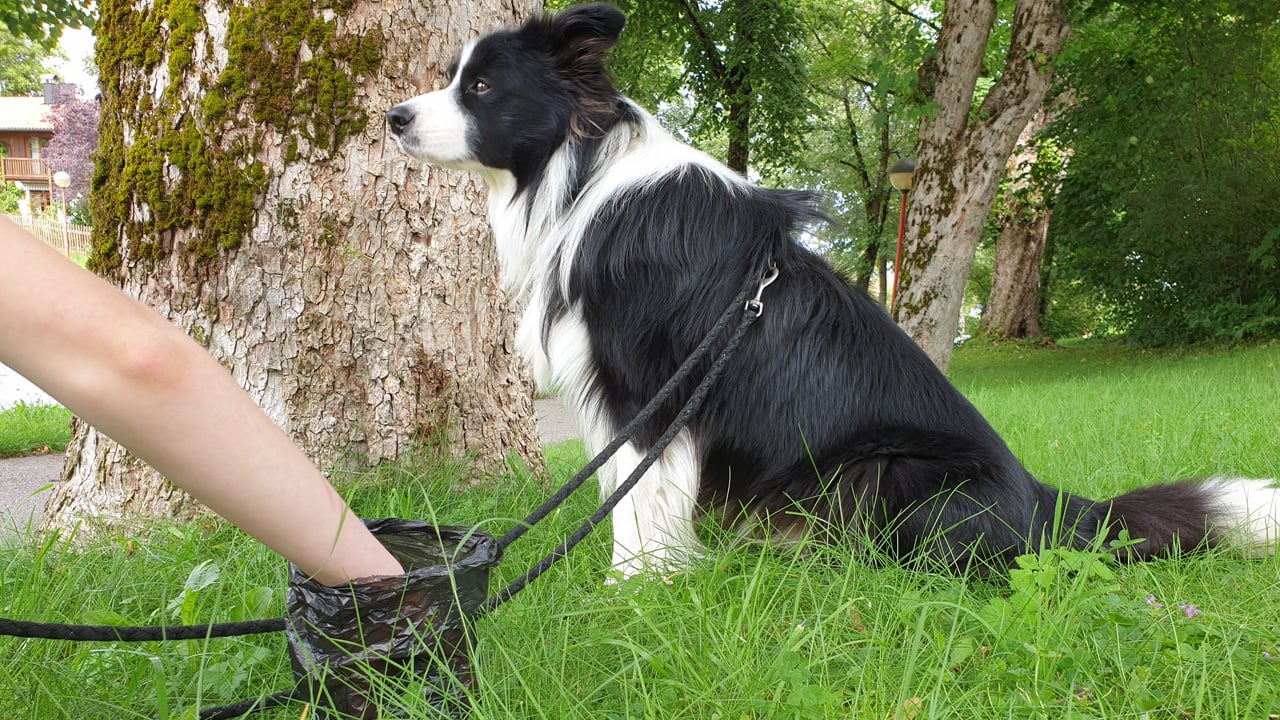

1,157,53,185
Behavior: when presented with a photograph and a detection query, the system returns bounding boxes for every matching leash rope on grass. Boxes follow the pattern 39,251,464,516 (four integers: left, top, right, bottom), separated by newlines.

0,616,285,641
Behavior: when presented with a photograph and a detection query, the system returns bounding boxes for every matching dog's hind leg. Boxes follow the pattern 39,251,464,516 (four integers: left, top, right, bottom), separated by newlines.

605,430,703,578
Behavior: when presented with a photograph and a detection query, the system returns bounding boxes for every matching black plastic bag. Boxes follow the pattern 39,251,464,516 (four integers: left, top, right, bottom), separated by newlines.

285,519,501,719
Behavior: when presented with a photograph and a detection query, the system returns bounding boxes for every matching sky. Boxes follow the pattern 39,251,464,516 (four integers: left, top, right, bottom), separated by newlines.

44,26,97,96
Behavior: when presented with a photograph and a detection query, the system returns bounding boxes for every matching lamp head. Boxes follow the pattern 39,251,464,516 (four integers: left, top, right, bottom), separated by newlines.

888,157,916,192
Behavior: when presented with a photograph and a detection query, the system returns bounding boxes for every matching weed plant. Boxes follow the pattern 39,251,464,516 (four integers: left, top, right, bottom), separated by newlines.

1,341,1278,718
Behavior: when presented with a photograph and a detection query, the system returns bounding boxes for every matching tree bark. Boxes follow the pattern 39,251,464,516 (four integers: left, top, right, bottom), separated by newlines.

44,0,542,529
981,107,1055,339
982,210,1050,338
894,0,1067,372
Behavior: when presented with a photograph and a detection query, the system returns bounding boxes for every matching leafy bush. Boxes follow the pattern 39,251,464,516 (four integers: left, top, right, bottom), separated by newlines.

1038,277,1121,340
1049,1,1280,347
0,184,20,214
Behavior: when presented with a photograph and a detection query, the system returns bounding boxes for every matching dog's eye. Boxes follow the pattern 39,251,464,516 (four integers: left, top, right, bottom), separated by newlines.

469,79,491,94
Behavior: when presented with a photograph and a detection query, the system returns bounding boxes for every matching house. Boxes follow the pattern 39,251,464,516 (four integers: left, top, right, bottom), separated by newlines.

0,79,77,214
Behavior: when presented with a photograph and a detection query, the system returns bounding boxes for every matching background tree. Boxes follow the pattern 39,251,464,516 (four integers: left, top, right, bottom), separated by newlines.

538,1,1275,354
894,0,1069,372
601,0,930,299
0,0,92,48
0,26,56,94
1048,0,1280,346
42,94,99,203
605,0,813,176
44,0,543,529
979,104,1065,339
796,0,931,298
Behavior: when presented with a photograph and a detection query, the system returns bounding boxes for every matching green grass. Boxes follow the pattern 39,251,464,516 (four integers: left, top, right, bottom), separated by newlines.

2,340,1279,718
0,403,73,458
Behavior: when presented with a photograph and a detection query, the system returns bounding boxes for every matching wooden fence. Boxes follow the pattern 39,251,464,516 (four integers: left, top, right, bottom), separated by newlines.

5,215,92,259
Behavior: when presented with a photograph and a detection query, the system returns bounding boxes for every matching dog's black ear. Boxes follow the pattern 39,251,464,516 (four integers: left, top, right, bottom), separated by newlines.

534,3,626,137
543,3,626,78
547,3,626,60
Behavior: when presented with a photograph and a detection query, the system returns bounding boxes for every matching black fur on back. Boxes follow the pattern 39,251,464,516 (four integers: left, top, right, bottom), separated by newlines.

552,165,1080,571
553,159,1234,572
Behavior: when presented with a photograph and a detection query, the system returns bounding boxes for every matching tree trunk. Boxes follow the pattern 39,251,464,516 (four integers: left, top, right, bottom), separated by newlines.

877,255,889,306
981,107,1056,339
44,0,542,529
726,93,751,174
724,0,754,174
837,83,895,297
982,211,1050,338
894,0,1067,372
853,240,879,293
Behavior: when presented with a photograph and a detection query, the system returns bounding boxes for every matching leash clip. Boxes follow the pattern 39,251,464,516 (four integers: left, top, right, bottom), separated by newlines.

745,264,779,317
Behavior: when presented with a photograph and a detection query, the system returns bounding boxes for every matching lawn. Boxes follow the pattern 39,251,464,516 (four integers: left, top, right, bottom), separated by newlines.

1,340,1278,719
0,402,72,458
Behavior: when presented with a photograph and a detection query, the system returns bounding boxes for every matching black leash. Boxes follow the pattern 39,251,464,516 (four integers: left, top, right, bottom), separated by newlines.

1,267,777,718
495,282,760,553
0,616,285,641
482,280,766,616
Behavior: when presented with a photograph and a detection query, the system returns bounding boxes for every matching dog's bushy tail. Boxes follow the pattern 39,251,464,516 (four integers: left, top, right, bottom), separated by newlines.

1099,477,1280,560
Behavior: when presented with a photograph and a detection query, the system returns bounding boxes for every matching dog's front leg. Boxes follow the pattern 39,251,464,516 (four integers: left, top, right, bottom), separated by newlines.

604,432,703,578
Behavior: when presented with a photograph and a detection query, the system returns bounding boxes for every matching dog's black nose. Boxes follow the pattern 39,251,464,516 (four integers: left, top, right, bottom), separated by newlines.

386,105,414,135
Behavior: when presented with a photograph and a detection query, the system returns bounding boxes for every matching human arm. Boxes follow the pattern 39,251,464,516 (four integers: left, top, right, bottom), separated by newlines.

0,217,403,584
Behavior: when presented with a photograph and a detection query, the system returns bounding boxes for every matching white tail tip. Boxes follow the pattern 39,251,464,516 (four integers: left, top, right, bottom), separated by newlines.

1208,476,1280,555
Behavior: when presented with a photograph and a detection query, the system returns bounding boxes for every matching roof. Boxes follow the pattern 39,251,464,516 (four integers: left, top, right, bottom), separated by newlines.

0,97,53,133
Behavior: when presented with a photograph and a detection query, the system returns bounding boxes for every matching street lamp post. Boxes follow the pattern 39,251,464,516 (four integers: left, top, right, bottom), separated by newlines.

53,171,72,256
888,157,916,315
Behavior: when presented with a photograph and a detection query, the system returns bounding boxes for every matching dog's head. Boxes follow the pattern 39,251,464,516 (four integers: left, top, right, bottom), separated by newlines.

386,3,626,189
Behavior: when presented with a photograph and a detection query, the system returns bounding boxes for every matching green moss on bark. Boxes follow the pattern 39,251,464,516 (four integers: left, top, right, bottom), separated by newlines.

89,0,383,277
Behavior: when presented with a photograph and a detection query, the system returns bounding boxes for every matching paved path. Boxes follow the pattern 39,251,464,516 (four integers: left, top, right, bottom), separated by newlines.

0,397,577,538
532,397,578,447
0,454,61,540
0,361,61,539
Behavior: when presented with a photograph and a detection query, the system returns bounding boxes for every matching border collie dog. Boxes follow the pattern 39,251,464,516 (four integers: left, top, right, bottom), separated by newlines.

388,4,1280,577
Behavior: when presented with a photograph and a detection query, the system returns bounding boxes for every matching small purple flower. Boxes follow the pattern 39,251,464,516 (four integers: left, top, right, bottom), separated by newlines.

1179,603,1200,619
1264,647,1278,660
1145,595,1163,609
